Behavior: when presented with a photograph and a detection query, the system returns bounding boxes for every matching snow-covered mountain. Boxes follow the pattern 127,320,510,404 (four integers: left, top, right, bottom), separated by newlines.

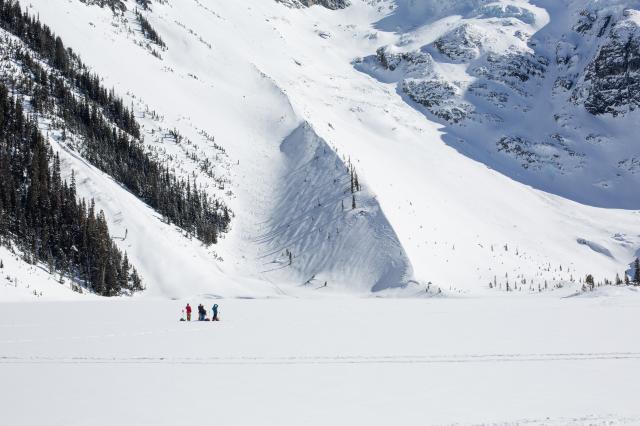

359,0,640,208
1,0,639,300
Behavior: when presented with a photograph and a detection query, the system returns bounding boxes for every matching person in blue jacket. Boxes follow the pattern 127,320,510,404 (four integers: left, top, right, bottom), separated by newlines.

212,304,219,321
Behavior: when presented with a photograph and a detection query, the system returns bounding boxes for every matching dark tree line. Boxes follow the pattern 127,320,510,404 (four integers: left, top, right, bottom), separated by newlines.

80,0,126,13
0,83,142,295
136,9,165,48
1,0,231,245
348,160,360,210
0,0,140,138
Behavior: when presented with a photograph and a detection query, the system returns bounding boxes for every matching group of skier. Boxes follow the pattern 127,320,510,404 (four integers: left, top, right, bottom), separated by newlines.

183,303,219,322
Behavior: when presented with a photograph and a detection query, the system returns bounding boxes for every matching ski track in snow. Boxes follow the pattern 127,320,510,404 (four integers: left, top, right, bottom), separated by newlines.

2,352,640,365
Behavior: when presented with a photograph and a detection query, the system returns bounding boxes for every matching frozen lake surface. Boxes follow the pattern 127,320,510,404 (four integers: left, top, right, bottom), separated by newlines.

2,294,640,425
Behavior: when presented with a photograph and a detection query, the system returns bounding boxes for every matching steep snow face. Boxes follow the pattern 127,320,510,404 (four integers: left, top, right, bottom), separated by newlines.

255,123,413,292
359,0,640,209
6,0,639,299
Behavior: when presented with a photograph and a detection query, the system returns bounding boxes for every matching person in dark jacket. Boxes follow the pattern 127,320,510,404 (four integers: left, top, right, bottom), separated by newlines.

197,304,206,321
211,304,219,321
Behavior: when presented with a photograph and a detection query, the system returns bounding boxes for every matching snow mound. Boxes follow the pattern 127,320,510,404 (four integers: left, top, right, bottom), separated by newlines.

576,238,614,259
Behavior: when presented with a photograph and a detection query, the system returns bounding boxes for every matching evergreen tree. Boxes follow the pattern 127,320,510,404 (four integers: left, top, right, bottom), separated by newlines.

135,9,165,47
136,0,152,10
0,0,231,246
585,274,595,290
350,167,355,194
0,82,140,296
634,258,640,285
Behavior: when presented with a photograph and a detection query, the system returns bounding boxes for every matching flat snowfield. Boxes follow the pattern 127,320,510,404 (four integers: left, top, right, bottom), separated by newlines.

2,295,640,426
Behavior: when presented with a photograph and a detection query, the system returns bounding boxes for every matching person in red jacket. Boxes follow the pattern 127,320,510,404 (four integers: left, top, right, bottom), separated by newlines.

185,303,192,321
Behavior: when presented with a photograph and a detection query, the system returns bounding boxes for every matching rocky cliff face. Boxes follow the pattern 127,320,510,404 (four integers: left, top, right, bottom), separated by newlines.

277,0,349,9
365,2,640,121
301,0,349,9
577,11,640,116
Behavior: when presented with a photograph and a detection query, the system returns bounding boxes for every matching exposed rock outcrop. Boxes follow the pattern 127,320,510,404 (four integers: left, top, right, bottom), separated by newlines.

301,0,349,9
578,11,640,116
375,46,473,123
277,0,349,9
434,24,483,62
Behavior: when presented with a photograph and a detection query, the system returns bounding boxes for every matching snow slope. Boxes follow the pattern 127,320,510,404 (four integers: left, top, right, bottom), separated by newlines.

253,122,413,291
2,0,638,299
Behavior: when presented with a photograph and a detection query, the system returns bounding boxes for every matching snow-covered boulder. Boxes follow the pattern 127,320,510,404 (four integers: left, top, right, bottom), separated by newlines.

375,46,434,75
434,24,484,62
402,79,473,123
473,51,548,95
